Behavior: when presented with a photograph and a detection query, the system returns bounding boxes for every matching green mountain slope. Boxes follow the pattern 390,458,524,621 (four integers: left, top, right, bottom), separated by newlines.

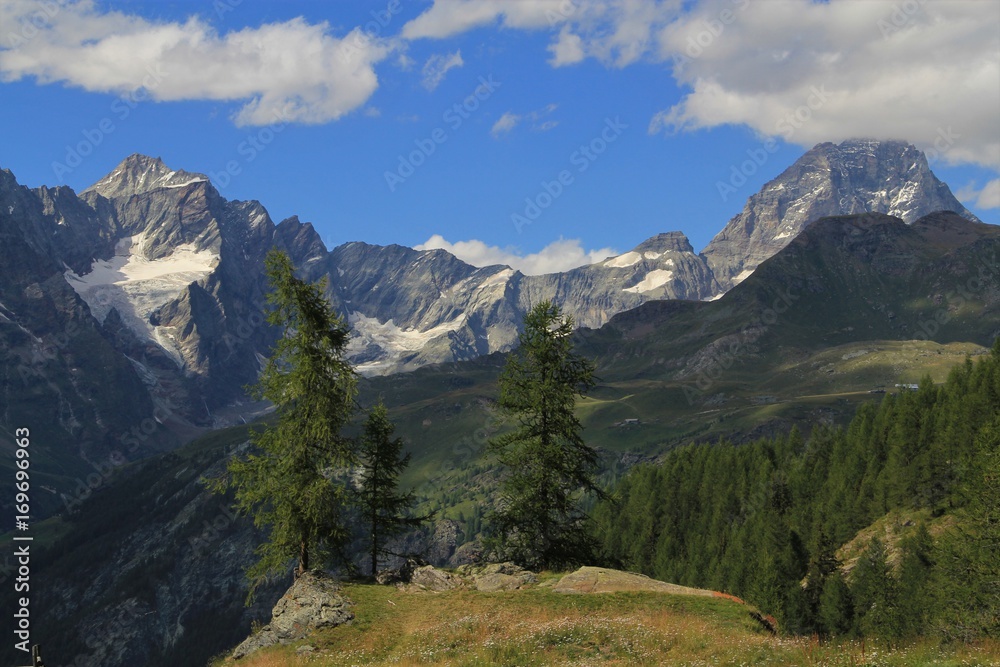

371,212,999,463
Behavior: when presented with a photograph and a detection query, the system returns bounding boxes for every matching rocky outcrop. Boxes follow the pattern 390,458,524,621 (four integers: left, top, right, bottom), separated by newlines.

380,560,538,593
408,565,461,592
375,556,428,585
457,562,538,592
232,571,353,660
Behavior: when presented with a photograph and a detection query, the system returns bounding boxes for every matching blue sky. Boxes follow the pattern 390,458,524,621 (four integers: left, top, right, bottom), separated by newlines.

1,0,997,274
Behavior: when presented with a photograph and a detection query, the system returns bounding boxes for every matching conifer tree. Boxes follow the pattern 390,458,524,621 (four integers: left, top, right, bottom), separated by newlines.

819,571,854,635
896,522,933,636
851,537,900,639
936,415,1000,640
209,250,357,598
804,526,841,631
357,401,425,577
486,301,603,570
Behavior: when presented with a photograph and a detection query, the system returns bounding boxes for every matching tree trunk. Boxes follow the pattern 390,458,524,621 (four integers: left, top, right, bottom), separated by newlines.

371,505,379,577
297,538,309,578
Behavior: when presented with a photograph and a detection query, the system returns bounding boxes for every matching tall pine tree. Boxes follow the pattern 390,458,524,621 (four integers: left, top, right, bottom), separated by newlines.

357,401,425,577
936,415,1000,640
850,537,900,639
486,301,604,570
209,250,357,598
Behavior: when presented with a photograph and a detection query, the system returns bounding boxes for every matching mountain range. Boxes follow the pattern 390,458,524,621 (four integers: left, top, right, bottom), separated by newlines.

3,205,997,667
0,138,982,519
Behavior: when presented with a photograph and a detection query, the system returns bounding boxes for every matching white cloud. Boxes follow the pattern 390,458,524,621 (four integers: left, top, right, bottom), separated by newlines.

548,26,586,66
958,179,1000,210
978,180,1000,209
415,235,618,275
421,50,464,90
651,0,1000,169
490,104,559,138
491,111,521,137
405,0,999,173
396,53,416,70
0,0,393,126
405,1,681,67
402,0,572,40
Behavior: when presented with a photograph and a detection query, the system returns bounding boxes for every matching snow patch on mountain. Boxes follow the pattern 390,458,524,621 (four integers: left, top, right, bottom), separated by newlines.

604,251,642,268
64,234,219,365
347,311,468,376
477,268,514,290
623,269,675,294
162,178,208,189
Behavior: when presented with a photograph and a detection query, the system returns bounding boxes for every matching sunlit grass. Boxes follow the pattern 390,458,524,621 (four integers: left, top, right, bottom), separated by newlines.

211,583,1000,667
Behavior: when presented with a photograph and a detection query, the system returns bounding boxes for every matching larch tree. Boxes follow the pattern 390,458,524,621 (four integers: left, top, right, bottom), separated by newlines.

486,300,604,570
209,249,357,600
357,401,425,577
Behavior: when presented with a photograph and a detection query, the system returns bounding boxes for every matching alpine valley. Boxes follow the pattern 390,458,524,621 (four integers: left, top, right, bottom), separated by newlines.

0,138,997,667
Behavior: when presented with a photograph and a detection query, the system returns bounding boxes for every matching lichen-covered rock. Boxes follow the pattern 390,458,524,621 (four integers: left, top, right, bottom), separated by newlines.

454,562,538,592
408,565,460,591
473,571,536,592
232,571,353,659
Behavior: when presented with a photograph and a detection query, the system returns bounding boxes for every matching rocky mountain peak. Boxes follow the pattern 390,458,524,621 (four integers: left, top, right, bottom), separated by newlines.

702,138,980,293
84,153,210,199
632,231,695,254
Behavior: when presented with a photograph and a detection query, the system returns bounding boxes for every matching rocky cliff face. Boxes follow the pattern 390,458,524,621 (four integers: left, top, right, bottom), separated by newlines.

0,167,157,504
524,231,718,330
702,139,980,293
326,230,718,374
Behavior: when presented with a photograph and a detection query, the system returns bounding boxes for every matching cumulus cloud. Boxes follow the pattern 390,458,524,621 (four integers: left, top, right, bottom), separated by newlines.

548,26,586,66
574,0,680,68
421,50,464,90
958,179,1000,210
402,0,573,40
651,0,1000,169
405,0,681,67
415,235,618,275
0,0,392,126
406,0,998,172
